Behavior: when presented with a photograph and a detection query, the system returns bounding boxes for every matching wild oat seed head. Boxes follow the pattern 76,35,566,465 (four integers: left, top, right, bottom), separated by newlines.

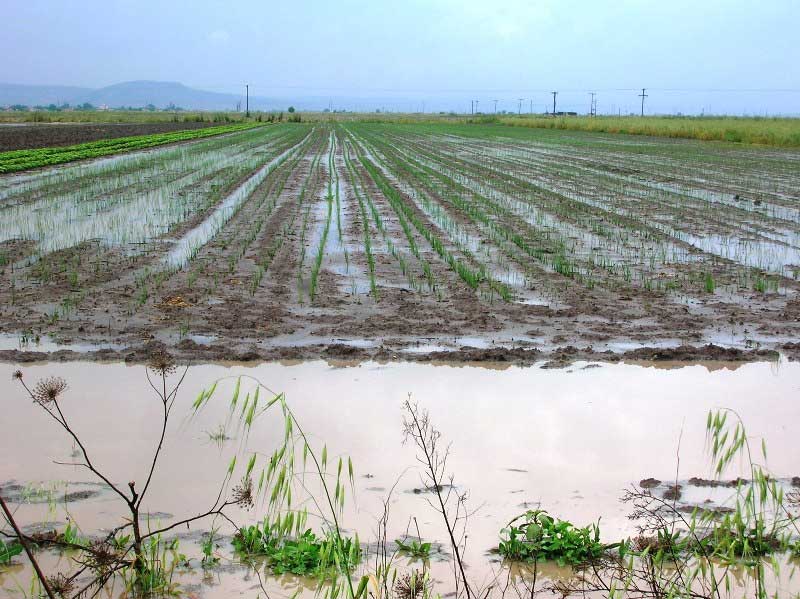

12,369,23,380
147,350,177,376
31,377,68,405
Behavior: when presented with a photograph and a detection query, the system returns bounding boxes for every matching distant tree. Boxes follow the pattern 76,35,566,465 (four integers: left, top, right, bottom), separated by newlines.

287,106,296,113
10,104,28,111
77,102,95,111
145,103,157,112
47,104,59,111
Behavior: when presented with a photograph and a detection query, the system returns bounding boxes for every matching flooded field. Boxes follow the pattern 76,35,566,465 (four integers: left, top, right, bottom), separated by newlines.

1,358,799,597
2,124,800,365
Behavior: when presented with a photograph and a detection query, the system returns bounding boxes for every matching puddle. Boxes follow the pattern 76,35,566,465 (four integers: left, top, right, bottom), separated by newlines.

0,332,125,353
1,359,798,597
400,343,453,354
186,334,219,346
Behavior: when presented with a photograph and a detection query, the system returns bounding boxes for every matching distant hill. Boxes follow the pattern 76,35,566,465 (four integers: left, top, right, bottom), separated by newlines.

75,81,246,110
0,81,258,111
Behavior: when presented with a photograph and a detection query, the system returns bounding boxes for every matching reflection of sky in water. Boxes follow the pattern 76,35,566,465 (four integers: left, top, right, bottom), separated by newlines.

1,358,798,598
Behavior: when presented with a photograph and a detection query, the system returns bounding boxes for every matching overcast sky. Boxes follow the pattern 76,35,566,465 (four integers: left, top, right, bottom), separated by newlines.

4,0,799,114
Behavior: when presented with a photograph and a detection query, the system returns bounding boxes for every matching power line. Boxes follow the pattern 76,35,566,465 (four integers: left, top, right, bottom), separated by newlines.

192,81,800,94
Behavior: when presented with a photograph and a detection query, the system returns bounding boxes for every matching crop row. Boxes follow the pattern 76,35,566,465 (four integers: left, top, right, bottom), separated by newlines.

0,123,265,173
362,123,799,297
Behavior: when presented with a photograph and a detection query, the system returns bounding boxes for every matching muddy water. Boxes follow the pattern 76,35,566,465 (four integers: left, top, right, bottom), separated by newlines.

1,359,798,597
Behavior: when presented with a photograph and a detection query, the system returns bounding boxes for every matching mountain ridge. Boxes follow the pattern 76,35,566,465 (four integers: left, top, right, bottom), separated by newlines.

0,80,261,110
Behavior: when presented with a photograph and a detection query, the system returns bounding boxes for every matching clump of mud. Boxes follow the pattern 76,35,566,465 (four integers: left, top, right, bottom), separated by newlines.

639,478,661,489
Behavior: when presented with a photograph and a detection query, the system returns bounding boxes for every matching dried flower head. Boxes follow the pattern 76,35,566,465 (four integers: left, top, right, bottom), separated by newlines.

31,377,68,406
232,476,254,509
81,540,122,574
12,370,23,380
46,572,76,598
394,570,428,599
147,350,177,377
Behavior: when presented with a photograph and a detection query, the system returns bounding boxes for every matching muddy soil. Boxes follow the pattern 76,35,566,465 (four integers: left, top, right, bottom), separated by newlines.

0,121,219,151
2,124,800,367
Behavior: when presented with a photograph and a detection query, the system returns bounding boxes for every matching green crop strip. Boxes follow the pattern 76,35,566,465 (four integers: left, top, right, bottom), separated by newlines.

0,123,266,173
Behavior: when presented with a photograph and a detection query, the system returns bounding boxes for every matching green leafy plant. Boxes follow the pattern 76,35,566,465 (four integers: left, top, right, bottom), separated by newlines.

233,524,360,576
395,537,432,559
200,529,220,567
498,510,610,566
59,521,87,547
0,539,23,565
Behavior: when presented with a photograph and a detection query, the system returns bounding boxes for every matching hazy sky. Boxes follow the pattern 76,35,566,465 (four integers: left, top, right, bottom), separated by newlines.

4,0,799,114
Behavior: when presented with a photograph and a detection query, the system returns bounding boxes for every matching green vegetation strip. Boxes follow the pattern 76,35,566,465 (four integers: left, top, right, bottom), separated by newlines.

491,115,800,148
0,123,266,173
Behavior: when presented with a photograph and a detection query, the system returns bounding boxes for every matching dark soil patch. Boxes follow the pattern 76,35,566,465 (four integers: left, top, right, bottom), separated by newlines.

663,485,683,501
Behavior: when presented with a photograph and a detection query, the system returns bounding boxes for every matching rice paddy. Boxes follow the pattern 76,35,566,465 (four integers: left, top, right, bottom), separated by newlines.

1,121,799,362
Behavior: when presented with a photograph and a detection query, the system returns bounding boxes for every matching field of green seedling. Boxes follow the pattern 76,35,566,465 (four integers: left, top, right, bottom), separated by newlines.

1,120,799,360
0,122,263,173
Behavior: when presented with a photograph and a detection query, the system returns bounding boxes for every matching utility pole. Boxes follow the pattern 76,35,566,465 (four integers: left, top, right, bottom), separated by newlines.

639,88,648,116
475,99,479,114
589,92,597,116
529,99,533,114
493,99,498,114
518,98,523,115
470,100,474,115
551,91,558,115
245,84,249,117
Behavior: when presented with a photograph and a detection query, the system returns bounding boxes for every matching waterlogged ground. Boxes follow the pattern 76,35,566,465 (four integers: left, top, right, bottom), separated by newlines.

2,124,800,365
1,359,799,597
